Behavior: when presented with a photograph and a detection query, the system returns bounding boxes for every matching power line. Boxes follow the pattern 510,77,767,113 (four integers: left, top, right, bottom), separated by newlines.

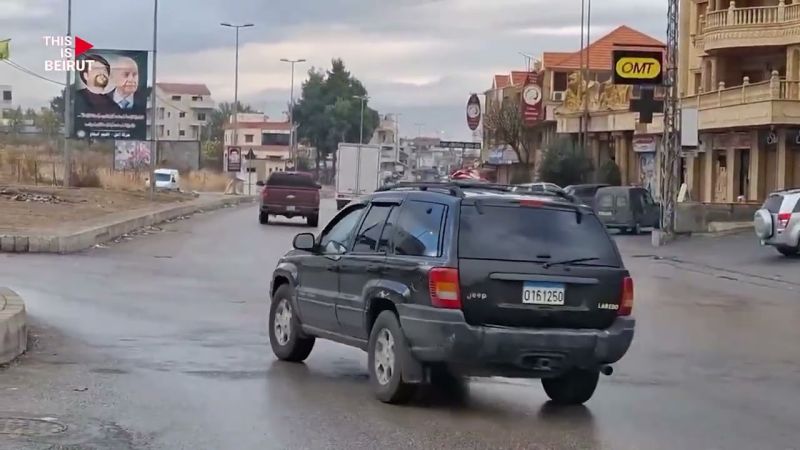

2,59,66,86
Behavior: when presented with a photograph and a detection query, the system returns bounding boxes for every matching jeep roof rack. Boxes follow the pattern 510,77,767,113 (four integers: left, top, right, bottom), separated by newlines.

377,181,515,198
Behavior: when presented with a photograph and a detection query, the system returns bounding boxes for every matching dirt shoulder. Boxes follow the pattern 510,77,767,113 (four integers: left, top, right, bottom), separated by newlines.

0,186,196,234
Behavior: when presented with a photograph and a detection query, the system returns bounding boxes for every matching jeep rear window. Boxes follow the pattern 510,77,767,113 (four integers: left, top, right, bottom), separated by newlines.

267,172,316,188
763,194,783,213
458,205,621,266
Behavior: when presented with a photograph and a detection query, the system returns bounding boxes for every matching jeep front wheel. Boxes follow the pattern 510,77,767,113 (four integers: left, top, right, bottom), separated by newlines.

269,285,314,362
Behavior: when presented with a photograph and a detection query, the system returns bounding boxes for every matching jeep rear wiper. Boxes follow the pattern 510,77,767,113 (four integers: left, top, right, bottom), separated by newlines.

542,257,600,269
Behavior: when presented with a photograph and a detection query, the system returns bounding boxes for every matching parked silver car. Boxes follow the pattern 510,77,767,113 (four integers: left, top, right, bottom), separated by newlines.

754,189,800,256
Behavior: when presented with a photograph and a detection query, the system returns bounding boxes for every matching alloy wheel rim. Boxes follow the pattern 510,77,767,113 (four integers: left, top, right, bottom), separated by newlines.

373,328,396,386
274,299,292,346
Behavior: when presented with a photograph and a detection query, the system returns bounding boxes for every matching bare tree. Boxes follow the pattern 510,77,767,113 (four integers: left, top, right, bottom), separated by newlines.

482,97,532,165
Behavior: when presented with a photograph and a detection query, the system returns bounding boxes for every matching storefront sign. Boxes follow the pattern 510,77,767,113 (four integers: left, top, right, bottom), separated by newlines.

486,145,519,165
713,132,751,149
521,72,543,125
612,50,664,85
632,135,656,153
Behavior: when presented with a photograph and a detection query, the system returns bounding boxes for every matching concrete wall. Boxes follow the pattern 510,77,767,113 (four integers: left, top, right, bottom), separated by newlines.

157,140,201,172
675,202,759,233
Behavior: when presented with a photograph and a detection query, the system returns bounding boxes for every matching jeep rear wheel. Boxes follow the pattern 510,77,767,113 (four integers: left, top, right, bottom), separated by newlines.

777,245,799,257
542,369,599,405
307,214,319,227
269,285,314,362
259,211,269,224
368,311,416,404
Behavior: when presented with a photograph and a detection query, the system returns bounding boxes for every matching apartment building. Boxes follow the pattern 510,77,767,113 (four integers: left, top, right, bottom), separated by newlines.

0,84,13,125
150,83,214,141
680,0,800,203
552,26,665,190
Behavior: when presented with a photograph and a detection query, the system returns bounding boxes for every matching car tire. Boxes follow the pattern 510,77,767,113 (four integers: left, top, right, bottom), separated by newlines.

259,211,269,225
307,214,319,227
368,311,417,404
269,284,315,362
777,245,799,257
541,368,599,405
633,223,642,235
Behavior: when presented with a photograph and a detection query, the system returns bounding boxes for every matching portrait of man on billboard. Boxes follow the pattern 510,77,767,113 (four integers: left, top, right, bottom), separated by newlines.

72,49,149,141
227,148,242,172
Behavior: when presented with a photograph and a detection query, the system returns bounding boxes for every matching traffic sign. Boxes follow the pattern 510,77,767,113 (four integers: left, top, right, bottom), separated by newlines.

439,141,481,150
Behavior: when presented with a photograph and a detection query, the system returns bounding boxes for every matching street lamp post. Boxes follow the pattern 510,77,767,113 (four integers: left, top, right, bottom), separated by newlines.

221,22,253,193
353,95,369,195
280,58,306,170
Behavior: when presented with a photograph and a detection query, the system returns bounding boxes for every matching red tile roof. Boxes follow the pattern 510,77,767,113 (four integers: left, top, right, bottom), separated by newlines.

224,121,291,130
157,83,211,96
494,74,511,89
545,26,665,71
510,71,530,86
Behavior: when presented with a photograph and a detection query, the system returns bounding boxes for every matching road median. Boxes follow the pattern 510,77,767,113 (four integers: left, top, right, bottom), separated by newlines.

0,287,26,365
0,194,255,254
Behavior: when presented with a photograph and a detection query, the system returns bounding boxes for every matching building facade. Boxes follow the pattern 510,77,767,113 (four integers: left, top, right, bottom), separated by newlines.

680,0,800,203
0,84,14,126
223,114,293,188
553,26,665,191
149,83,214,141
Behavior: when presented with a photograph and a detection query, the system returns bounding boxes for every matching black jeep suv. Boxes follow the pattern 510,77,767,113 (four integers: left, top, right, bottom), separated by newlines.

268,182,635,405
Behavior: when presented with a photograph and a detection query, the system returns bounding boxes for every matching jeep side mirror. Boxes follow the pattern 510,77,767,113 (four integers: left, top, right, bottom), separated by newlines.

256,180,265,187
293,233,316,251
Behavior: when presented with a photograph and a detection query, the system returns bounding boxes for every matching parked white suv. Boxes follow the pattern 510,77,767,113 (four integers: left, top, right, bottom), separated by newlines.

754,189,800,256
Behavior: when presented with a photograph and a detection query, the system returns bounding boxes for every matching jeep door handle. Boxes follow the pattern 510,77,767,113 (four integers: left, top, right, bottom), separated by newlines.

326,266,338,272
366,265,383,273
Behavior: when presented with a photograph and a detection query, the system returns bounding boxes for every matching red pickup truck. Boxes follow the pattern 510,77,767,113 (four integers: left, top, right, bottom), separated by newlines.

256,172,321,227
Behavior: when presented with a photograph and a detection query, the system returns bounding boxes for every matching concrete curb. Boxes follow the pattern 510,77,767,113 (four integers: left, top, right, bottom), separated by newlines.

0,287,27,365
0,195,256,254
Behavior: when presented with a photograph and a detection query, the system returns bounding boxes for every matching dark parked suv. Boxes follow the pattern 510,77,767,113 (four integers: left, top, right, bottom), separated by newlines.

268,182,635,405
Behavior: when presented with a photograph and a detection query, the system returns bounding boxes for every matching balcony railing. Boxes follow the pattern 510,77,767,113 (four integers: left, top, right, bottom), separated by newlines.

685,72,800,110
705,2,800,31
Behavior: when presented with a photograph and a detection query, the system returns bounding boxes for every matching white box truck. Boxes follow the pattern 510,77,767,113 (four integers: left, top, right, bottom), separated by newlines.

335,143,382,210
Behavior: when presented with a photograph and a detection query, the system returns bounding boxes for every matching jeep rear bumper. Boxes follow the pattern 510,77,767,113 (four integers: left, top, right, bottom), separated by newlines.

397,304,634,378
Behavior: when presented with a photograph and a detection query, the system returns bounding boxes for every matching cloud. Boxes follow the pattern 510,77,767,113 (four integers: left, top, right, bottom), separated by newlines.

0,0,665,139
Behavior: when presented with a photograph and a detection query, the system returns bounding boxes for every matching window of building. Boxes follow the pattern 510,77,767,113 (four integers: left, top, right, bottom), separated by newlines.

393,201,446,257
192,96,202,101
171,95,181,101
3,90,12,101
553,72,568,92
179,112,186,118
245,134,254,143
158,125,164,137
179,129,186,137
262,132,291,146
197,112,206,121
167,111,171,118
353,205,393,253
158,107,165,119
167,129,171,136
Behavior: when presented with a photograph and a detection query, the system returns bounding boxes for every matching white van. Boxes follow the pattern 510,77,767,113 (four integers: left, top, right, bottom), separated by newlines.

147,169,180,191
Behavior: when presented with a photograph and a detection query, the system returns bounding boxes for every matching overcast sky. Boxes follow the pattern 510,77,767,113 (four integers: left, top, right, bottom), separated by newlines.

1,0,665,140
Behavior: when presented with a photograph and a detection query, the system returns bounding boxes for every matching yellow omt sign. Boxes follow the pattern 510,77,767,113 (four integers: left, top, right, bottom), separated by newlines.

615,57,661,80
0,39,9,60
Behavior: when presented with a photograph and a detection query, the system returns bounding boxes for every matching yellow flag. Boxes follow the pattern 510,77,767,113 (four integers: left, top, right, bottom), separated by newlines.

0,39,9,60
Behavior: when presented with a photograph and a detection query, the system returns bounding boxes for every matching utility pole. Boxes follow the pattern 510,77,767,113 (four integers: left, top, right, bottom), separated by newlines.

63,0,72,187
657,0,681,245
221,22,254,192
280,58,306,169
149,0,159,194
354,95,368,195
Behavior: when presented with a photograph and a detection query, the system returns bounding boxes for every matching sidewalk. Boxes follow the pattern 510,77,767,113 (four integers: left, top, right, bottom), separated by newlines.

0,194,255,254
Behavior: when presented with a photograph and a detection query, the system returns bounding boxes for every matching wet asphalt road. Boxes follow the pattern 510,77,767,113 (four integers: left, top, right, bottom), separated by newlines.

1,201,799,450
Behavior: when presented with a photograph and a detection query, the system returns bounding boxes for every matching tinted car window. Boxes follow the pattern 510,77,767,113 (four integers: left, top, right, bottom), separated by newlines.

393,201,446,257
793,197,800,213
267,172,317,188
597,194,614,208
353,205,392,253
763,194,784,213
459,205,620,266
319,206,365,254
377,207,399,253
616,194,629,208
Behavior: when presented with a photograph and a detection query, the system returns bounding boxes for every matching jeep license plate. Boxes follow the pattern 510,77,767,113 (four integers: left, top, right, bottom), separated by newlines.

522,282,565,305
286,205,296,212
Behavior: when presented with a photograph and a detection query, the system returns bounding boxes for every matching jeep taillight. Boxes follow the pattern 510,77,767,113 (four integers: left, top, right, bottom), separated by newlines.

777,212,791,230
619,277,634,316
429,268,461,309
